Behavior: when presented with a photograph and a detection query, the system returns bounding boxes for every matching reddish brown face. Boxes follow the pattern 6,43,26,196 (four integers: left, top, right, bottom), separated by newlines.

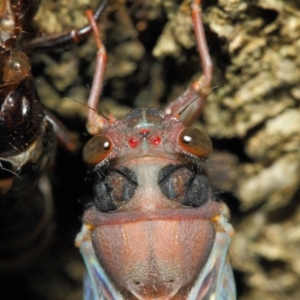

83,107,220,299
83,108,212,165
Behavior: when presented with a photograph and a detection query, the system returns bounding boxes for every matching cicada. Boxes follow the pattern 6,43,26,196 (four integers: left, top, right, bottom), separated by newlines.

76,1,236,299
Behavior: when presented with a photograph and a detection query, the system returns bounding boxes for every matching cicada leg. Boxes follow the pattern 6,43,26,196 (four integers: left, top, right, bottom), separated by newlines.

85,9,114,136
165,0,212,126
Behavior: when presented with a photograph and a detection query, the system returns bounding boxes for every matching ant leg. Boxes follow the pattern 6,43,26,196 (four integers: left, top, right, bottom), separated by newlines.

85,9,112,135
165,0,212,126
23,0,109,51
21,0,41,21
2,0,21,49
1,0,41,49
45,110,78,152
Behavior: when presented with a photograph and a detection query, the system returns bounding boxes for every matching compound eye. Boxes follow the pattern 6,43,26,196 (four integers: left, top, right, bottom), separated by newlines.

83,134,113,166
178,127,212,158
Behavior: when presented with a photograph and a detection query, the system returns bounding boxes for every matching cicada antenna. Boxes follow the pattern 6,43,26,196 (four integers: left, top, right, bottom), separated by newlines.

178,97,199,117
64,97,111,122
85,7,113,135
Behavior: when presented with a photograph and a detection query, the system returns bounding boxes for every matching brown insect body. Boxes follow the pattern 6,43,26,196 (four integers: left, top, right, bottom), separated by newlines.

0,0,57,271
0,0,45,156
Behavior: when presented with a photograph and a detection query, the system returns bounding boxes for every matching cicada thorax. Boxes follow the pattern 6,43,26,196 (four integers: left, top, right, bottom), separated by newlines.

79,108,234,299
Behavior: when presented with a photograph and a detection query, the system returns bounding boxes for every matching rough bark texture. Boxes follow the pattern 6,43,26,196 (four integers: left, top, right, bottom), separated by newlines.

2,0,300,299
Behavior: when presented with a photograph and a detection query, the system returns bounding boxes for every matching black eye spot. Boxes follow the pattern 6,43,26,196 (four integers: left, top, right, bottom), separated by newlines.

182,174,208,207
158,165,185,200
158,164,209,207
94,180,117,212
93,167,138,212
